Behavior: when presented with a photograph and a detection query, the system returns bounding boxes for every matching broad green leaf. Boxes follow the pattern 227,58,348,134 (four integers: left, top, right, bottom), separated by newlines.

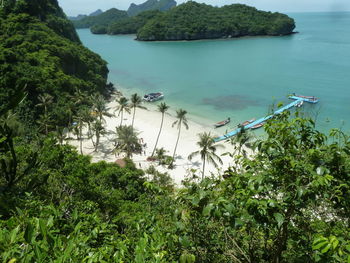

321,243,331,253
274,213,284,228
202,203,213,217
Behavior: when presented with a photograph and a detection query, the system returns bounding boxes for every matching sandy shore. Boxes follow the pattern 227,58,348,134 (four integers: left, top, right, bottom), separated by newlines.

69,95,252,185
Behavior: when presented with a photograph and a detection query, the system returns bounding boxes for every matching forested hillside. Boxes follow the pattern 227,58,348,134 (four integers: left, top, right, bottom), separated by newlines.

97,10,161,35
1,0,350,262
72,8,128,29
0,0,108,129
127,0,176,16
137,2,296,40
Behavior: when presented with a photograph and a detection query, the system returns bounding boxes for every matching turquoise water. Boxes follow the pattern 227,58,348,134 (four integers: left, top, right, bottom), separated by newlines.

77,12,350,133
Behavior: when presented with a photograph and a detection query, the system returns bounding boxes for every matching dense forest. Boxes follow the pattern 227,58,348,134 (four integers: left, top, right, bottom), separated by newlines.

1,0,350,262
72,0,176,33
137,2,296,41
127,0,177,16
72,8,128,29
100,10,161,35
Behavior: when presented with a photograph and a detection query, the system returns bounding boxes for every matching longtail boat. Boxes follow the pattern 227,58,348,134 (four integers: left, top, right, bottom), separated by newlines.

251,122,264,130
214,117,230,128
240,118,256,127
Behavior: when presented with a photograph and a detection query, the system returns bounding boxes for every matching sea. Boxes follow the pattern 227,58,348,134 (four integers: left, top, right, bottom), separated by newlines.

77,12,350,135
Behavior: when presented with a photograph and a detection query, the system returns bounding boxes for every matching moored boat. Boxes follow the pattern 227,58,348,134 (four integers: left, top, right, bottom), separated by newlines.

143,92,164,102
214,117,230,128
251,122,264,130
239,118,256,127
289,93,319,103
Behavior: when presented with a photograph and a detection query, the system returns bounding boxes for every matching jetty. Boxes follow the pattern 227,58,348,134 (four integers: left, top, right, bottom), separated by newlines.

214,95,319,142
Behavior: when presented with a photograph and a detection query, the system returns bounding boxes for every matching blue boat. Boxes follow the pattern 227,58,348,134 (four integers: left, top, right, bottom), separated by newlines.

289,94,319,104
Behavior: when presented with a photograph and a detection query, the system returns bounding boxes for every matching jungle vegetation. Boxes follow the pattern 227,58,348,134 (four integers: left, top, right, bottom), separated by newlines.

1,1,349,262
137,2,296,41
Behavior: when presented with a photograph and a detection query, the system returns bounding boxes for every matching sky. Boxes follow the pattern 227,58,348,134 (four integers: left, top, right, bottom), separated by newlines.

57,0,350,16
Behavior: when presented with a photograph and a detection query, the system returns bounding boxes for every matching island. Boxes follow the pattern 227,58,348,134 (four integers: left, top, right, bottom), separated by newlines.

137,2,296,41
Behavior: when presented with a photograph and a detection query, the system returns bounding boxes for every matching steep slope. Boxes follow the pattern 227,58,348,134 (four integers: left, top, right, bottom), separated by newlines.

127,0,176,16
95,10,161,35
72,8,128,29
0,0,108,126
137,2,296,41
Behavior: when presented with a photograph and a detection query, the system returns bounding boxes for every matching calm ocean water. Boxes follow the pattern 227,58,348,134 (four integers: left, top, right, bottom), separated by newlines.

77,12,350,134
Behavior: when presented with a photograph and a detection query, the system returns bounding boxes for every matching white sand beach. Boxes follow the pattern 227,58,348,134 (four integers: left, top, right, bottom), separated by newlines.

70,95,252,185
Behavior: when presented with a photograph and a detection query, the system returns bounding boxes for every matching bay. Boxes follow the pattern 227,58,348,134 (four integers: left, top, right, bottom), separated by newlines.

77,12,350,133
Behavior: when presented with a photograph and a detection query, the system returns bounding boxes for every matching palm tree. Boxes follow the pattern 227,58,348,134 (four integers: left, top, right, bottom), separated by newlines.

91,119,105,152
171,109,189,166
151,102,169,156
114,125,141,158
36,93,53,116
74,110,86,154
130,93,146,128
115,97,131,127
188,132,223,180
36,93,53,134
37,113,52,135
71,88,89,107
91,94,112,122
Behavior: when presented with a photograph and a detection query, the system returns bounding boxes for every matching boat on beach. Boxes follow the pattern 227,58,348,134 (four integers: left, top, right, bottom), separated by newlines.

251,122,264,130
239,118,256,127
143,92,164,102
214,117,230,128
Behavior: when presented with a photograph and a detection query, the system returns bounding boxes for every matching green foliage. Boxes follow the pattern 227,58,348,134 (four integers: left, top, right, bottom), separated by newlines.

0,1,108,131
107,10,161,35
72,8,128,29
127,0,176,17
137,2,295,41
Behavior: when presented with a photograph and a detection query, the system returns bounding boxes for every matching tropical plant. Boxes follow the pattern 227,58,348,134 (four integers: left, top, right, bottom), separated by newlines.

115,97,131,127
73,109,86,154
114,125,142,158
171,109,189,166
91,94,112,122
130,93,146,128
188,132,223,180
36,93,53,116
152,102,169,156
91,119,106,152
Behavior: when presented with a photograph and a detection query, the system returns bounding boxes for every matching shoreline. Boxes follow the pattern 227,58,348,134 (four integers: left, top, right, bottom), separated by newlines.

69,91,254,185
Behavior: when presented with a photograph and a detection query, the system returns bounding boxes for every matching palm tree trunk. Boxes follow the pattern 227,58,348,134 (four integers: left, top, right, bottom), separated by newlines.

202,155,206,180
172,121,182,164
79,124,83,155
95,131,99,152
120,110,124,127
152,113,164,156
132,106,136,128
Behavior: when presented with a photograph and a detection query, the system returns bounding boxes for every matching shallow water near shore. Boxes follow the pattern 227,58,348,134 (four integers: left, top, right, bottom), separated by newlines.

77,12,350,135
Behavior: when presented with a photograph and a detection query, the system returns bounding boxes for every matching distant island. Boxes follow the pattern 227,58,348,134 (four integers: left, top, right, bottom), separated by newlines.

71,0,176,32
137,2,296,41
71,1,295,41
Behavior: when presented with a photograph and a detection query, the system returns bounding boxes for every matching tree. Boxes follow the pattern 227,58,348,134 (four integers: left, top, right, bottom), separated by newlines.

151,102,169,157
130,93,146,128
36,93,53,135
73,109,86,155
115,97,131,127
36,93,53,117
188,132,223,180
91,119,105,152
171,109,189,166
114,125,142,158
91,94,112,123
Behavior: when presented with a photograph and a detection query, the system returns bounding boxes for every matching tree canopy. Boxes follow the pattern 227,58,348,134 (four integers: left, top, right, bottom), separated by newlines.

137,2,296,41
0,0,109,129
